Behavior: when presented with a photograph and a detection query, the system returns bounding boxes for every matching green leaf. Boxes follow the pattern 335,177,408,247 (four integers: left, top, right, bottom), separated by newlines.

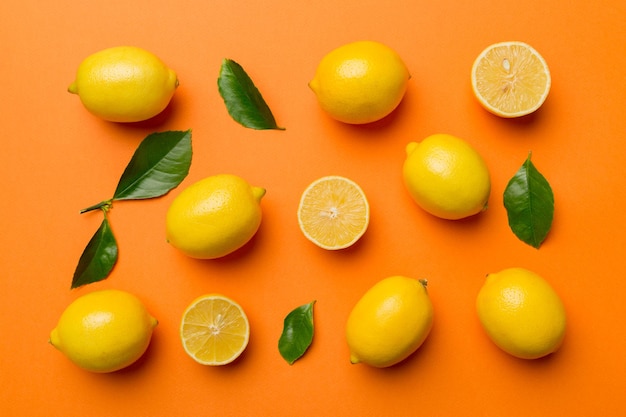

278,301,316,365
503,153,554,248
218,59,285,130
71,217,118,289
112,130,192,201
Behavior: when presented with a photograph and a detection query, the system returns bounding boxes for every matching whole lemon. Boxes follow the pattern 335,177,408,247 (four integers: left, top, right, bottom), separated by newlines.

346,276,434,367
166,174,266,259
403,133,491,220
49,289,158,373
68,46,178,122
476,268,566,359
309,40,410,124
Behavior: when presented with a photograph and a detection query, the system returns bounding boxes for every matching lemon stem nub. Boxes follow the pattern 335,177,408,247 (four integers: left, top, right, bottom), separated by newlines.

80,199,113,214
252,187,267,202
68,82,78,94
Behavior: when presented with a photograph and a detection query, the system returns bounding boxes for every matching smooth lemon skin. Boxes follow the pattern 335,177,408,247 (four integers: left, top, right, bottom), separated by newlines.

476,268,566,359
68,46,178,122
346,276,434,368
49,290,158,373
403,134,491,220
309,40,410,124
166,174,265,259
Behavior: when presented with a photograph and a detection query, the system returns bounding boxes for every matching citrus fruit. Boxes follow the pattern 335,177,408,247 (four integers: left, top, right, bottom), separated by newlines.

403,133,491,220
471,41,551,118
309,40,410,124
49,289,158,373
166,174,265,259
476,267,566,359
297,175,369,250
68,46,178,122
180,294,250,365
346,276,434,367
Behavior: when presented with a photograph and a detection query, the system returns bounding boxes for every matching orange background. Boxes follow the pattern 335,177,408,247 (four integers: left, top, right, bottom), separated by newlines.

2,0,625,415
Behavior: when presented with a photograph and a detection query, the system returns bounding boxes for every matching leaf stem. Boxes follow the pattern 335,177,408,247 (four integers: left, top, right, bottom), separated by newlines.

80,199,113,214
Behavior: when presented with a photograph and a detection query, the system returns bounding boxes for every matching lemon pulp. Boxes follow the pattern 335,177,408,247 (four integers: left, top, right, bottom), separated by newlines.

471,41,551,117
180,294,250,365
297,175,369,250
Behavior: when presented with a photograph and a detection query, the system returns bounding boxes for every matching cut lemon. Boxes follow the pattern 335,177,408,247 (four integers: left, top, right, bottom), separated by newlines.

297,175,370,250
180,294,250,366
471,41,551,118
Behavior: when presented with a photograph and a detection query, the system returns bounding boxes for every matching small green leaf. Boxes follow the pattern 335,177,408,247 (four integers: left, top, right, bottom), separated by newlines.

503,153,554,248
218,59,284,130
113,130,192,201
278,301,316,365
71,217,118,289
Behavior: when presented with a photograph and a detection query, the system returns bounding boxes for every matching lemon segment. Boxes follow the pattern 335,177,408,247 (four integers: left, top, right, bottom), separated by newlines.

166,174,265,259
180,294,250,366
471,41,551,118
346,276,433,367
476,267,566,359
49,290,158,373
403,133,491,220
309,40,410,124
69,46,178,122
297,176,369,250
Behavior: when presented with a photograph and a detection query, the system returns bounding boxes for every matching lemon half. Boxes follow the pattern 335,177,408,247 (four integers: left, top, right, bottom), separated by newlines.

180,294,250,366
471,41,551,118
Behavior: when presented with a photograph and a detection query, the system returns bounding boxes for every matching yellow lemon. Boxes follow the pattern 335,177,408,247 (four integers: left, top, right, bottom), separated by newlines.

403,133,491,220
297,175,369,250
476,268,566,359
68,46,178,122
49,289,158,373
166,174,265,259
180,294,250,365
471,41,551,118
346,276,433,367
309,40,410,124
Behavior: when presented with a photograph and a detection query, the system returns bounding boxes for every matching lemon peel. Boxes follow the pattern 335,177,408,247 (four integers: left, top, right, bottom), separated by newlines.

49,289,157,373
346,276,433,367
69,46,178,122
476,268,566,359
166,174,265,259
309,41,409,124
403,133,491,220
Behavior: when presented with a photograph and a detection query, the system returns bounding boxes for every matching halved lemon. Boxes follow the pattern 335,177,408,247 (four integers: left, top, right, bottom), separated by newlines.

180,294,250,366
471,41,551,118
297,175,370,250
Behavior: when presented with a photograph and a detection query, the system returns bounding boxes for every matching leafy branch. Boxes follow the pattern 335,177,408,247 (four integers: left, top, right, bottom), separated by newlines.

72,130,192,288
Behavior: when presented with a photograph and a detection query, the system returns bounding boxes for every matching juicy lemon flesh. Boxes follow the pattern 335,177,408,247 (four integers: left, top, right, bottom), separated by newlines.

180,295,250,366
471,41,551,118
403,134,491,220
49,290,158,373
346,276,434,368
166,174,265,259
309,41,410,124
68,46,178,122
476,268,566,359
297,176,369,250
